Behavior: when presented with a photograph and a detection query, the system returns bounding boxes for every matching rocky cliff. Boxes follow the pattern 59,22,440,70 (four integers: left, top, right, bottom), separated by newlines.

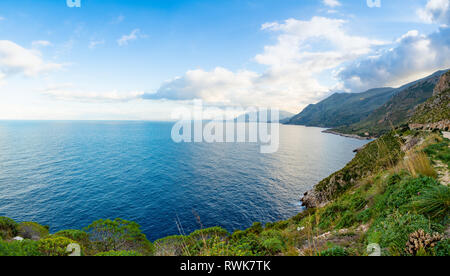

410,71,450,131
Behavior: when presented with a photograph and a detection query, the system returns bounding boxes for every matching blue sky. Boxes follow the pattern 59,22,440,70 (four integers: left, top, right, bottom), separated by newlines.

0,0,449,120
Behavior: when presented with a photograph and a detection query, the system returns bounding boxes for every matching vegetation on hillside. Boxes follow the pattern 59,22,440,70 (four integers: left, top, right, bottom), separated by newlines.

287,70,447,138
333,74,441,137
287,88,396,128
410,87,450,125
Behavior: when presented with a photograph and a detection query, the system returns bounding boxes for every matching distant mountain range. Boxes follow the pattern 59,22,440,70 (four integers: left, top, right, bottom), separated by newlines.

286,69,449,137
235,110,295,123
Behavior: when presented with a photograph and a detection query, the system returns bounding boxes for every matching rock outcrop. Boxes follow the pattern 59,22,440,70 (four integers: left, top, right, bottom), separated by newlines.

433,71,450,96
301,132,403,208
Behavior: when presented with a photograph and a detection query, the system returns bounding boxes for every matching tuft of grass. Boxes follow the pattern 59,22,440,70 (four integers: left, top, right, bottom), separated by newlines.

413,185,450,221
401,151,437,179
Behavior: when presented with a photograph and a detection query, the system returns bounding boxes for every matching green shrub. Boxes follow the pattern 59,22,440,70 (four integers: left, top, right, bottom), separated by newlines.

154,235,188,256
261,238,284,254
265,221,289,231
54,229,91,255
373,176,439,216
231,230,247,240
291,208,316,223
319,246,349,256
259,230,285,255
95,250,142,256
0,217,18,239
356,209,372,223
85,218,154,255
247,222,263,235
336,211,357,229
433,239,450,256
0,240,40,256
189,227,230,241
37,237,75,256
17,222,49,240
230,233,264,255
413,185,450,221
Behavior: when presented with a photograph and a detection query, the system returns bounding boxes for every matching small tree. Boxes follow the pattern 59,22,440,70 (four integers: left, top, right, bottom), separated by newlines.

85,218,153,255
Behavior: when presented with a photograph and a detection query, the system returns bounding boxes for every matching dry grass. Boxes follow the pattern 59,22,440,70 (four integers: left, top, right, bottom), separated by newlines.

400,151,437,178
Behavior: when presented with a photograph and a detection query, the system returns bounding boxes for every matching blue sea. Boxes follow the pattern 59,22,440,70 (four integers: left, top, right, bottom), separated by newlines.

0,121,368,241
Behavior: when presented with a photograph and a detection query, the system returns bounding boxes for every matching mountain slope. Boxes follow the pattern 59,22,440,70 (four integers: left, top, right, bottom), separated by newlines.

286,88,396,128
410,71,450,130
332,70,447,137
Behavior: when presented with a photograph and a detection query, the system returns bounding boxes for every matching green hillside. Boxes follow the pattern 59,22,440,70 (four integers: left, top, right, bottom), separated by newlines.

332,71,445,137
410,71,450,126
286,88,396,128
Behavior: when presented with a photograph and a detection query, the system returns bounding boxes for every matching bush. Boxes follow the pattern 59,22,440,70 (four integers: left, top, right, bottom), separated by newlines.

54,229,91,255
336,211,357,229
319,246,349,256
259,230,285,255
85,218,154,255
230,232,264,255
0,240,40,256
413,185,450,221
154,235,188,256
95,250,142,256
261,238,284,254
189,227,230,241
17,222,49,240
433,239,450,256
37,237,76,256
265,221,289,231
0,217,18,239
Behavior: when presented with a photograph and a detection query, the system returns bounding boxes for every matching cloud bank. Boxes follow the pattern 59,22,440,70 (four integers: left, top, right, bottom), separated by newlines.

337,27,450,91
418,0,450,25
145,17,384,112
323,0,341,8
0,40,62,85
42,84,144,102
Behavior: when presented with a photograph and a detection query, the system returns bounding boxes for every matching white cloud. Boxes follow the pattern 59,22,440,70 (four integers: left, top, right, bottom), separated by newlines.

89,40,105,49
117,29,142,46
418,0,450,25
42,83,144,102
145,17,384,112
323,0,341,8
337,27,450,91
32,40,52,47
113,15,125,24
0,16,5,21
367,0,381,8
0,40,63,84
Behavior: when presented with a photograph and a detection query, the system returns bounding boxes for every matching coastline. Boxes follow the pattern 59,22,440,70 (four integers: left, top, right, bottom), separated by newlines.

322,129,373,140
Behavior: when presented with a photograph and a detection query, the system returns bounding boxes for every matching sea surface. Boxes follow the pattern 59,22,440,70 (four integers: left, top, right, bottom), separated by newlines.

0,121,368,240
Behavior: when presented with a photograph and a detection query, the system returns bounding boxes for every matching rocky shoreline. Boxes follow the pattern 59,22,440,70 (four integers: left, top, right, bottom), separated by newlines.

322,129,373,140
